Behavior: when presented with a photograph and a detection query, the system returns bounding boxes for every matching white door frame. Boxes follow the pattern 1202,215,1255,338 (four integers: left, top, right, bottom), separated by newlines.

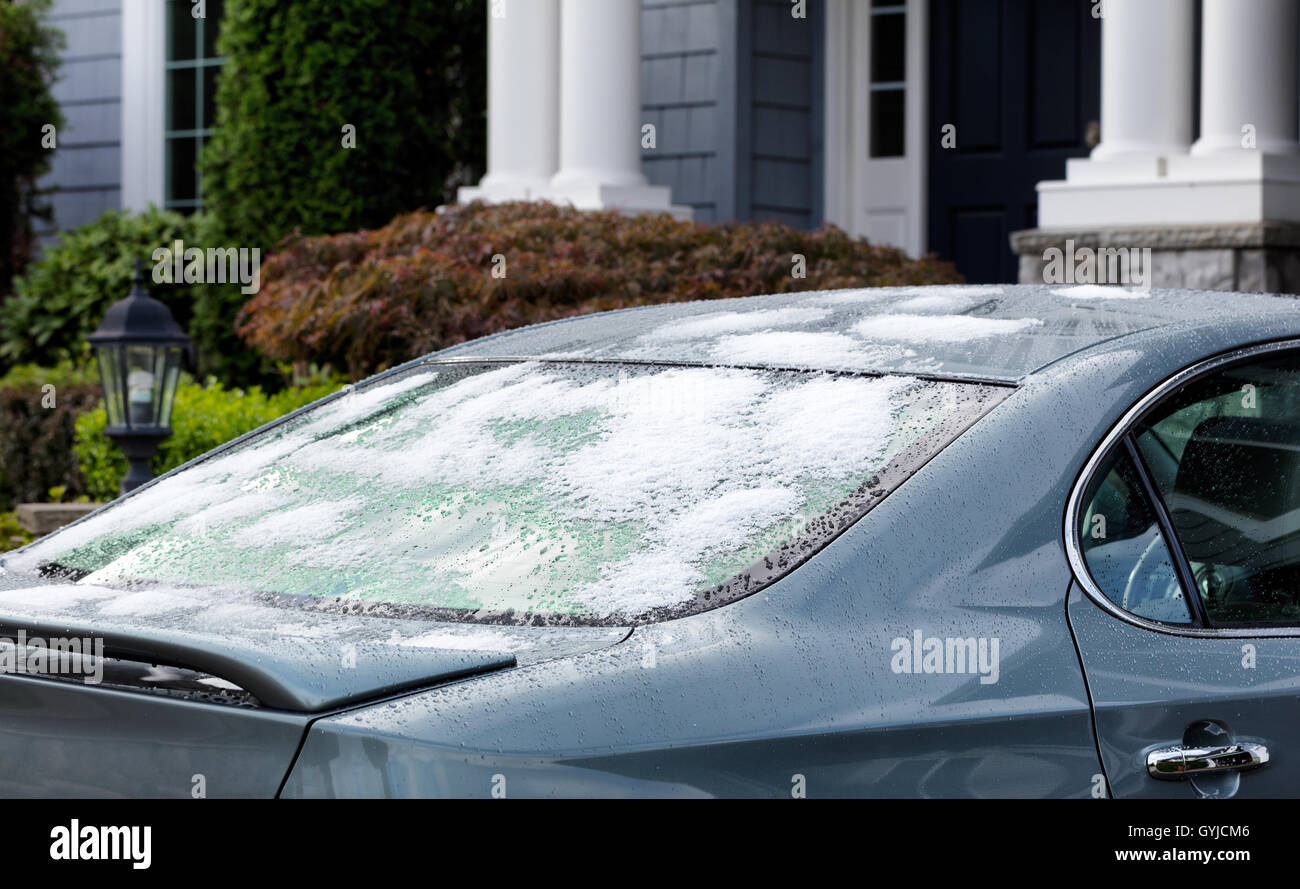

823,0,928,258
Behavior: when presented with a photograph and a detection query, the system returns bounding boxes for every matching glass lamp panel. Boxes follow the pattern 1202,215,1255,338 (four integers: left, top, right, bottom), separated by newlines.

125,345,162,428
157,346,183,428
95,345,127,428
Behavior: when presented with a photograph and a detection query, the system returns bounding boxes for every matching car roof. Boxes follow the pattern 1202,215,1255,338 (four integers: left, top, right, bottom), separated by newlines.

439,284,1299,383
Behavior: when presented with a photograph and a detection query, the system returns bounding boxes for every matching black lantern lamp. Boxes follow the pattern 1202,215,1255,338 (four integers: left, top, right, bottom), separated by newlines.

87,261,191,495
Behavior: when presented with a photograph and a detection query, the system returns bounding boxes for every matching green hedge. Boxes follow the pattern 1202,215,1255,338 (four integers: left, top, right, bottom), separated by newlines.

75,377,343,501
194,0,483,384
0,511,33,553
201,0,484,248
0,0,63,295
0,361,100,511
237,201,964,377
0,209,201,369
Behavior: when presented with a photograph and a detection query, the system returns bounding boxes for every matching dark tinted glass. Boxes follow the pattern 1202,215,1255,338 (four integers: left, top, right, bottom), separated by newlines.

870,89,905,157
167,0,196,61
168,66,196,131
167,136,198,203
1135,355,1300,626
203,0,225,57
1080,447,1191,624
871,12,906,83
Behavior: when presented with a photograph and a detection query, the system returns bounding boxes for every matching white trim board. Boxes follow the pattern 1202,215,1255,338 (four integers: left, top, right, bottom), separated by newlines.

822,0,928,258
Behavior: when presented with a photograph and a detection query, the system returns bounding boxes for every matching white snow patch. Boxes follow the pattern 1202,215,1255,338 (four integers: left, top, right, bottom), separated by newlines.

1051,284,1151,300
853,313,1043,343
172,492,281,537
293,370,440,436
896,285,1004,299
0,583,118,610
229,496,365,547
97,589,195,617
645,307,831,340
270,622,345,640
891,290,999,313
761,375,913,475
711,331,911,370
807,289,895,306
197,676,242,690
391,628,520,651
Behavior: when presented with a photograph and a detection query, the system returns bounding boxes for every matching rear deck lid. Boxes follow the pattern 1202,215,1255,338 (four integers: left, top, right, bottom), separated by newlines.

0,571,625,712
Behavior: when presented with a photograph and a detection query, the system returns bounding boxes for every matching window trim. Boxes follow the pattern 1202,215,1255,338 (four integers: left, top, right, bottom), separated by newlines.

867,3,907,158
1121,434,1206,626
163,1,225,211
1065,337,1300,638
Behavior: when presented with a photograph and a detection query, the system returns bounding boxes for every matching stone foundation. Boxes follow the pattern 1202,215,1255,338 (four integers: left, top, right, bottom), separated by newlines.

1010,223,1300,294
16,503,100,536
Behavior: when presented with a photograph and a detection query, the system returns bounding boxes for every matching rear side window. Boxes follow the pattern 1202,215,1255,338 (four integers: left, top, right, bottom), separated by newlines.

1079,447,1191,624
9,361,1008,625
1077,351,1300,628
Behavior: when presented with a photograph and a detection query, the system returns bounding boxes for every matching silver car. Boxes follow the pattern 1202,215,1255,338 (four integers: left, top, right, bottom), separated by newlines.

0,283,1296,798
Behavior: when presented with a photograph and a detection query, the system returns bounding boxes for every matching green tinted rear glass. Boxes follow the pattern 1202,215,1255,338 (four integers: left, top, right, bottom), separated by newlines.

10,362,1007,623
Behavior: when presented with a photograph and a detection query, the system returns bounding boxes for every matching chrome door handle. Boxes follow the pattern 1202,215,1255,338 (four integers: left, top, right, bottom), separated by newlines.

1147,742,1269,779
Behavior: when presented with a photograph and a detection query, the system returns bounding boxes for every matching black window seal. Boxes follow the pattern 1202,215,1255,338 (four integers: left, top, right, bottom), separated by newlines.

1121,433,1207,627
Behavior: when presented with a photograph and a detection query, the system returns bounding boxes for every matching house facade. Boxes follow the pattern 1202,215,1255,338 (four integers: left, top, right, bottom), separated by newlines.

36,0,220,241
39,0,1300,290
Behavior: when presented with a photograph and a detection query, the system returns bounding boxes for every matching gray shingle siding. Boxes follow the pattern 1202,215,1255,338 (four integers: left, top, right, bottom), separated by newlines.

641,0,725,223
36,0,123,240
640,0,822,229
747,0,820,229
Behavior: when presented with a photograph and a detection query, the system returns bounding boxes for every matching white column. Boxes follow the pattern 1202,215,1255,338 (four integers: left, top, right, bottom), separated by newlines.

458,0,560,203
121,0,166,211
546,0,688,216
1036,0,1300,230
1192,0,1299,156
1090,0,1196,160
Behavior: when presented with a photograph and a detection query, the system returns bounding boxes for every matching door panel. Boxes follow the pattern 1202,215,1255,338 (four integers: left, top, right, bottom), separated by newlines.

1067,583,1298,798
928,0,1099,283
1067,346,1300,797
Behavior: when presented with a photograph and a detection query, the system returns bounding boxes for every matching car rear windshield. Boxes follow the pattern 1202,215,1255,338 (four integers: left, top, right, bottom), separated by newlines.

7,361,1009,624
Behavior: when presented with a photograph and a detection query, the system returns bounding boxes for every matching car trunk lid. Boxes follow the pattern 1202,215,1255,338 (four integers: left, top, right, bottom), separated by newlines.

0,571,629,713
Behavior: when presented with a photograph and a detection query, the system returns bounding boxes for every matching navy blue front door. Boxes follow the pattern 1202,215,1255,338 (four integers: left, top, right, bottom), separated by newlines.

928,0,1100,284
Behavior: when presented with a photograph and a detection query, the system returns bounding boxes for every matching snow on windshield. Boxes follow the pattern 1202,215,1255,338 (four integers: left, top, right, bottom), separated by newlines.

10,362,996,622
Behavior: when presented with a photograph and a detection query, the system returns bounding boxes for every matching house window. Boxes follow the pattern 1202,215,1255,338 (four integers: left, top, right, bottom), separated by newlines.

165,0,225,211
869,1,906,158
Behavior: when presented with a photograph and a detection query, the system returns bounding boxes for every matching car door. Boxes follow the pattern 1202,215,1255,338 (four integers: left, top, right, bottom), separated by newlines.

1066,341,1300,798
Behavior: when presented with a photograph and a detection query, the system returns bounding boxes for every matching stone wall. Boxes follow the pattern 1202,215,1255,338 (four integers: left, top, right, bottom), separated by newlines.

1011,223,1300,294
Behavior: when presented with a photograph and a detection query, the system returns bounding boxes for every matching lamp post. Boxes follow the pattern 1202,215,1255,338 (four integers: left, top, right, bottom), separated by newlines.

87,261,191,495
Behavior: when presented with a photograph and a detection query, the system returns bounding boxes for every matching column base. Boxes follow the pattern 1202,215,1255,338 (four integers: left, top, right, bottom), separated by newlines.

458,178,554,204
1010,223,1300,294
543,180,693,221
1038,153,1300,228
